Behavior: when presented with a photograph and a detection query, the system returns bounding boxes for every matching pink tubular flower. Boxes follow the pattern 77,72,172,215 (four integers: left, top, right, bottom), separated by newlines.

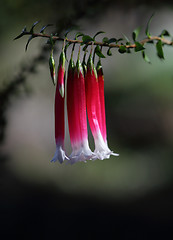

67,55,94,164
51,50,69,163
85,55,119,160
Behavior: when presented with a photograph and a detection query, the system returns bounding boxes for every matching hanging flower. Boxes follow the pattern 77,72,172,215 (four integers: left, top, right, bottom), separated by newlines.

85,54,119,160
67,49,94,164
51,48,69,163
96,59,119,158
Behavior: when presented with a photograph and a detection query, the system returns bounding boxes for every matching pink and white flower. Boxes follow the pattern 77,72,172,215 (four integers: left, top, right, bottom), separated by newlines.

51,50,69,163
67,55,94,164
85,55,119,160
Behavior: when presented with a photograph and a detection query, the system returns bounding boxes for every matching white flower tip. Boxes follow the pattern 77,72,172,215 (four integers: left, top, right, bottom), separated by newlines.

68,148,95,164
51,145,69,164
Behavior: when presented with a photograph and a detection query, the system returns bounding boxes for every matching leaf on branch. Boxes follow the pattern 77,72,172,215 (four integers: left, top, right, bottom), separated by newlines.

107,48,112,56
107,38,117,44
132,27,141,42
25,35,36,51
30,21,40,33
102,37,109,44
160,29,170,37
135,42,145,52
156,40,164,59
142,50,151,64
116,38,123,43
13,26,27,40
82,35,94,44
82,45,89,52
75,32,84,40
145,13,155,38
40,24,53,34
118,45,126,54
93,31,105,40
95,45,105,58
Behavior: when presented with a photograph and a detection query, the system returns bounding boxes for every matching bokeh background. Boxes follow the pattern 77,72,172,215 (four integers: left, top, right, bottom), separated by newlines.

1,0,173,238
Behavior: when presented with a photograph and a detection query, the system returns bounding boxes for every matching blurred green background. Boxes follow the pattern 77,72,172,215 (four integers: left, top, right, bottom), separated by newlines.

1,0,173,238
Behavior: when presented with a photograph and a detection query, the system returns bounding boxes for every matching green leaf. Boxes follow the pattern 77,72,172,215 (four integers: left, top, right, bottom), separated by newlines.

30,21,40,33
95,45,106,58
75,32,84,40
145,13,155,38
156,40,164,59
25,35,36,51
160,29,170,37
107,38,117,44
82,45,88,51
142,50,151,64
82,35,94,44
132,27,141,42
118,45,126,54
93,31,105,40
102,37,109,44
116,38,123,44
13,26,27,40
107,48,112,56
40,24,53,34
135,42,145,52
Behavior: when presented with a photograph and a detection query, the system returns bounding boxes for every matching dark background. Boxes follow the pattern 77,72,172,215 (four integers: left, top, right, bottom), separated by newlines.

1,0,173,238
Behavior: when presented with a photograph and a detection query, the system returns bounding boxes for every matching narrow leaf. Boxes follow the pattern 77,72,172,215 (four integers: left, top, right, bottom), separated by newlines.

75,32,84,40
13,26,27,40
82,45,88,51
102,37,109,44
145,13,155,38
107,48,112,56
135,42,145,52
160,29,170,37
156,40,164,59
82,35,94,44
118,45,126,54
93,31,105,40
40,24,53,34
30,21,40,33
132,27,141,42
25,35,36,51
142,51,151,64
95,45,106,58
108,38,117,44
116,38,123,43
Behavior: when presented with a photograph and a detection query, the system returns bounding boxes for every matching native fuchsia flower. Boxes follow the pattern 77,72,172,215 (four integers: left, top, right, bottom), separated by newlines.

51,50,69,163
67,55,94,164
85,55,119,160
51,47,118,164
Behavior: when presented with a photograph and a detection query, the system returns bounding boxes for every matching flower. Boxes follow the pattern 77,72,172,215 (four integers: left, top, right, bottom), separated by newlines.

85,55,119,160
67,53,94,164
51,46,118,164
51,49,69,163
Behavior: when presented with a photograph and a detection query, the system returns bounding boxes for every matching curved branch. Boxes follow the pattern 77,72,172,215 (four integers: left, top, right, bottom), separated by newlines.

22,32,173,48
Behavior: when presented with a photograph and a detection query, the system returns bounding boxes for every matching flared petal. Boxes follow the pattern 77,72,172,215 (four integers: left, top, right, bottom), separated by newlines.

51,144,69,163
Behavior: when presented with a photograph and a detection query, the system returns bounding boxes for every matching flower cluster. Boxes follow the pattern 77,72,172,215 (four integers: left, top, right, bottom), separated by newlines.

51,45,119,164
